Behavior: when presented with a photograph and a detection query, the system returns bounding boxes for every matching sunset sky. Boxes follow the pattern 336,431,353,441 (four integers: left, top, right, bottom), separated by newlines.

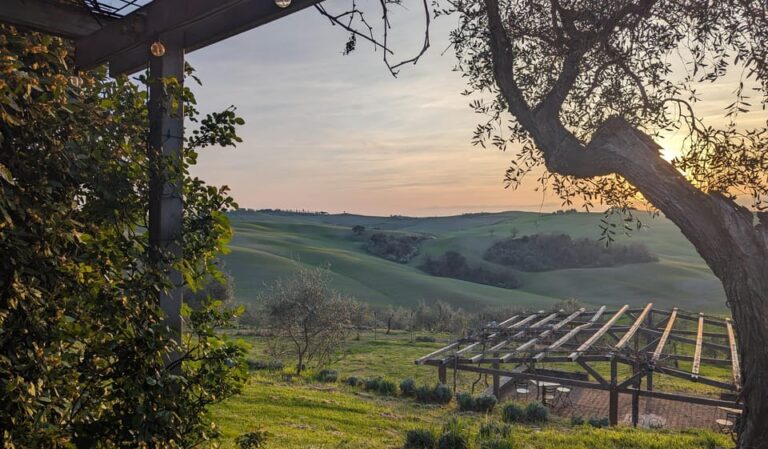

185,0,762,217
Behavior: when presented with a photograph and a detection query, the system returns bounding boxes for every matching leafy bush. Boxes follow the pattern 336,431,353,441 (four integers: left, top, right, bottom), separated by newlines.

378,379,398,396
420,251,520,289
236,429,269,449
457,393,475,411
415,335,437,343
524,402,549,423
484,233,657,272
316,369,338,383
478,422,511,439
433,384,454,404
364,377,383,392
457,393,497,412
475,395,498,413
587,417,610,428
438,418,470,449
400,378,417,397
363,377,397,396
501,404,526,423
404,429,438,449
0,28,247,448
345,376,362,387
570,415,585,426
247,358,284,371
415,383,453,404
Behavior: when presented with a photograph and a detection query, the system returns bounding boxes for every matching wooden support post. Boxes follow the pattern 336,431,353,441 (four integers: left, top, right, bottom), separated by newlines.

492,361,500,399
609,357,619,426
438,364,447,384
631,363,641,427
148,32,185,371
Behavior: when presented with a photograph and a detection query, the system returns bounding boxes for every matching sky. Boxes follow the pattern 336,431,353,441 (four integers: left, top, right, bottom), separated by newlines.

185,0,764,217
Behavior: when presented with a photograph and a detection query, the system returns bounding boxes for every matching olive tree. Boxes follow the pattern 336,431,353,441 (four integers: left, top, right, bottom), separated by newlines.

434,1,768,446
261,267,359,375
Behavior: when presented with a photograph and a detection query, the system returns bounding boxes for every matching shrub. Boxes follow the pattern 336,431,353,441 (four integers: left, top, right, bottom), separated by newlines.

587,417,610,428
474,395,498,413
404,429,437,449
457,393,475,411
570,415,585,426
246,358,284,371
316,369,338,383
363,377,397,396
236,429,269,449
478,422,511,439
524,402,549,423
433,384,453,404
415,335,437,343
364,377,383,392
345,376,362,387
501,403,526,423
457,393,497,412
415,383,453,404
378,379,398,396
400,378,417,397
438,418,470,449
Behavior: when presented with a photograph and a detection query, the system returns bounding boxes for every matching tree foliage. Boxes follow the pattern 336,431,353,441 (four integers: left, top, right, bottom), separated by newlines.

261,266,359,374
0,27,247,448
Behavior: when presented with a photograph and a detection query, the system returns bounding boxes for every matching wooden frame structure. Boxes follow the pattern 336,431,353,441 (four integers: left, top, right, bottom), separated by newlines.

416,304,743,427
1,0,320,368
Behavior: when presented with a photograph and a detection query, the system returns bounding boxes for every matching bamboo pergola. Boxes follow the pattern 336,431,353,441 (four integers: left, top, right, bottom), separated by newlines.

416,304,743,426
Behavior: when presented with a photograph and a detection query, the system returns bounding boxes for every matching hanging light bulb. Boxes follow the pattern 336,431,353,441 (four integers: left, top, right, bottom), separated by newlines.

150,40,166,57
69,75,83,88
275,0,291,8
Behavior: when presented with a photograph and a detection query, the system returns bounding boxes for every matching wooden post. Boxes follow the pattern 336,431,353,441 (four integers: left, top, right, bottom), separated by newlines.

438,364,447,384
632,364,641,427
148,32,184,371
609,357,619,426
492,361,500,399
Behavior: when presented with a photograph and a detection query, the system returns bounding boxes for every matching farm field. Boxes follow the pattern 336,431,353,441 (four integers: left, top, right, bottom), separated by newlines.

223,209,726,313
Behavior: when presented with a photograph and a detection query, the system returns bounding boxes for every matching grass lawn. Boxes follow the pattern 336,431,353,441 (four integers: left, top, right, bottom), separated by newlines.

210,330,733,448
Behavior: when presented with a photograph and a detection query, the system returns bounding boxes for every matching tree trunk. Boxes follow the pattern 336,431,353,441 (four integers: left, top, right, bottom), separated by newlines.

480,3,768,440
386,315,393,335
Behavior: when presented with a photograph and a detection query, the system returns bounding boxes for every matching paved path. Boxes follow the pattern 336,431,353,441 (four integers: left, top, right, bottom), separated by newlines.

511,386,725,430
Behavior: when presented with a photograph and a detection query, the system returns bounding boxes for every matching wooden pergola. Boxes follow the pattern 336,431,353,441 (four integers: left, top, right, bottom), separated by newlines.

416,304,743,426
1,0,321,365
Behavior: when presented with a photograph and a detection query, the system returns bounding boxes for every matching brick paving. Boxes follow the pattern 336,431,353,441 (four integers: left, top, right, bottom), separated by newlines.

510,386,724,430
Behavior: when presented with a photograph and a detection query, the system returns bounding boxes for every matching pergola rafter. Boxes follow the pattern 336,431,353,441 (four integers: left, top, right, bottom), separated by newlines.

416,304,743,427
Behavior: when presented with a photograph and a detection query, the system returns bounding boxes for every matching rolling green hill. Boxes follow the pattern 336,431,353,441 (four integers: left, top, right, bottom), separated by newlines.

223,209,726,312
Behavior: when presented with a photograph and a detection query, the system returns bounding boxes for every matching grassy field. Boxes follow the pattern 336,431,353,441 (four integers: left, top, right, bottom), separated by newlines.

210,330,731,448
223,209,726,312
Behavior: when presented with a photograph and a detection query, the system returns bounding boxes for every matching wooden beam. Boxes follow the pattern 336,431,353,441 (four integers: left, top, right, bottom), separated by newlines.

651,308,677,363
148,31,185,371
691,313,704,378
498,314,521,327
533,323,590,360
75,0,323,74
0,0,112,39
590,305,607,323
725,318,742,390
497,309,584,362
414,342,459,365
569,305,629,360
614,302,653,350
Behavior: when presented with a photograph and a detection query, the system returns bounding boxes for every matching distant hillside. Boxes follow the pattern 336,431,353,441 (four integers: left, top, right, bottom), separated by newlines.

223,209,726,312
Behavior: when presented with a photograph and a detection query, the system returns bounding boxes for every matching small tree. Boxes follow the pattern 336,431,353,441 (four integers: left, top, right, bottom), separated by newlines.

262,266,357,374
352,224,366,236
